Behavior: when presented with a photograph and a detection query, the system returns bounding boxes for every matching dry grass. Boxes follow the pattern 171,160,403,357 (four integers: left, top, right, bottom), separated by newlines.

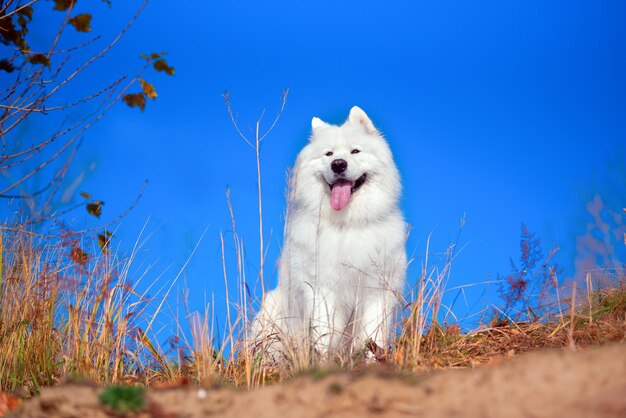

1,219,625,396
0,224,167,394
396,276,626,370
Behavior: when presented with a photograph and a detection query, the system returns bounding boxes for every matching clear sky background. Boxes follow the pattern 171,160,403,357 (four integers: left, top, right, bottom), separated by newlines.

8,1,626,338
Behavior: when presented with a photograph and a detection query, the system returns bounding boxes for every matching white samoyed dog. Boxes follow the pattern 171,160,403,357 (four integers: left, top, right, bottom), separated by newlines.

252,106,406,361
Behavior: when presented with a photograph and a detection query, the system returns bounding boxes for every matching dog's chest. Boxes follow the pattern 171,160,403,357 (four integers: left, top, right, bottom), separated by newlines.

315,223,389,272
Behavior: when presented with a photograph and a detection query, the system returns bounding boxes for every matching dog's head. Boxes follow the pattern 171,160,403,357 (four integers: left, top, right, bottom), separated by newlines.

293,106,401,220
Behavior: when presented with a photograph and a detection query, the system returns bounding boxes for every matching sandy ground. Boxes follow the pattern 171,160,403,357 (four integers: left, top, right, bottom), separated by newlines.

13,343,626,418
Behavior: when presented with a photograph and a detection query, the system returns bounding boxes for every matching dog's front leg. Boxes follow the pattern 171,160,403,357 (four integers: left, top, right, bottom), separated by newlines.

358,289,397,356
304,285,340,359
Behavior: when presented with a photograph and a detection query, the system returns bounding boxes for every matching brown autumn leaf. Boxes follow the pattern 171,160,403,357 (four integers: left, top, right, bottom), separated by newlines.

123,93,146,111
53,0,76,11
140,52,166,60
153,59,175,75
70,246,89,265
97,232,112,252
140,78,157,99
0,15,18,42
0,391,23,416
0,16,28,51
17,6,34,20
69,13,92,32
0,60,15,73
86,201,103,218
17,15,28,36
80,191,91,199
17,6,33,36
28,54,50,67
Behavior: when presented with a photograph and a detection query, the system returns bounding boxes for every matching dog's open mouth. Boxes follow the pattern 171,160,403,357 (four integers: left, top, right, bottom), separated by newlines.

329,173,367,211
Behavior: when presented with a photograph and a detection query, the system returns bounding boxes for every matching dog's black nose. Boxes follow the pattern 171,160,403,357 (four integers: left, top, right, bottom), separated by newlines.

331,159,348,174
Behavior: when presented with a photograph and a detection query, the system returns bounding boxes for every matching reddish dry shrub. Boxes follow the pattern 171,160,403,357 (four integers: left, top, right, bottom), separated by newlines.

495,223,560,325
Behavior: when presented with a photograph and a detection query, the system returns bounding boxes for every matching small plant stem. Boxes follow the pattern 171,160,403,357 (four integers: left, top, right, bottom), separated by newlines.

255,120,265,295
568,282,577,351
586,272,593,324
220,232,234,359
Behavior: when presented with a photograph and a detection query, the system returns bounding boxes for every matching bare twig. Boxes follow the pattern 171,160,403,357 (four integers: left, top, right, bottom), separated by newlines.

222,91,289,294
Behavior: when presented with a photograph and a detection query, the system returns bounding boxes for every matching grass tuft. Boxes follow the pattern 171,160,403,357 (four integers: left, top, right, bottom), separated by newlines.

99,385,145,414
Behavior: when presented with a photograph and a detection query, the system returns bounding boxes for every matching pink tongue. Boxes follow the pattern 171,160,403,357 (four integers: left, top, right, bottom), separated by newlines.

330,179,353,211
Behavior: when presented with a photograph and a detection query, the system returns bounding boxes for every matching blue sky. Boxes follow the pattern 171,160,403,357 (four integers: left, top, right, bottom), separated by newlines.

6,1,626,337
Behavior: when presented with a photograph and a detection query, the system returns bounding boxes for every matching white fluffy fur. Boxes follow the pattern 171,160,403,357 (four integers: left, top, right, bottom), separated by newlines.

253,106,407,360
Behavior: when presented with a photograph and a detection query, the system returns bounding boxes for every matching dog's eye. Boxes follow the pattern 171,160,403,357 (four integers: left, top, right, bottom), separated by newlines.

325,151,333,157
351,149,360,154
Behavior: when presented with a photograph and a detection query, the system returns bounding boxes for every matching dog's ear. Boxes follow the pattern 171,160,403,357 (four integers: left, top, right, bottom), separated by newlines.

348,106,377,134
311,117,330,132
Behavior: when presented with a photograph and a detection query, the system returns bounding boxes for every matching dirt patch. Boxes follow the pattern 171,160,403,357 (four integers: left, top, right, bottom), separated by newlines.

14,343,626,418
